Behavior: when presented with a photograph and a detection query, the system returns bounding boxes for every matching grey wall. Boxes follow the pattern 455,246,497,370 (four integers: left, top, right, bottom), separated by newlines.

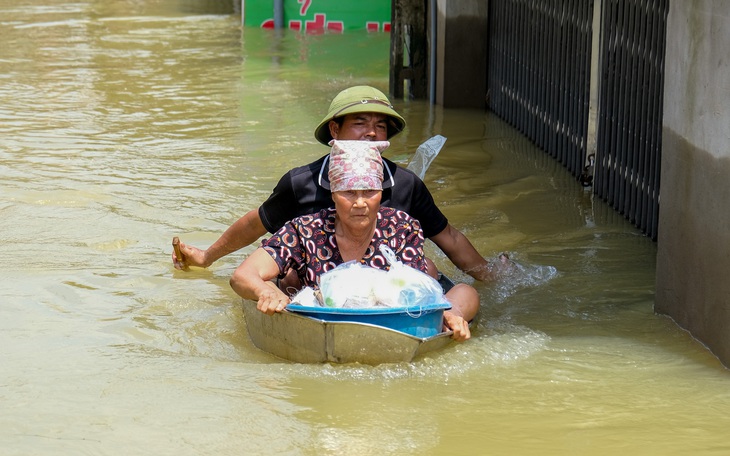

435,0,489,108
656,0,730,366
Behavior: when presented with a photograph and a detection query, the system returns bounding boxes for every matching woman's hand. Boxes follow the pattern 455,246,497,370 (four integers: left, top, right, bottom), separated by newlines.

443,310,471,342
255,283,292,315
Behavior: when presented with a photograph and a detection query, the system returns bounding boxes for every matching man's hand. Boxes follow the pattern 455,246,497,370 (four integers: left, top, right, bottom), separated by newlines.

172,209,269,272
172,238,211,270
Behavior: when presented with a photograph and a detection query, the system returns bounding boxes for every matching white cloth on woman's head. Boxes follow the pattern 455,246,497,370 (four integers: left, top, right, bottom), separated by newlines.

327,140,389,192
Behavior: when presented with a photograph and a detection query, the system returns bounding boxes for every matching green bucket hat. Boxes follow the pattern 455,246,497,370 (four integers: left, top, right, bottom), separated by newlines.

314,86,407,145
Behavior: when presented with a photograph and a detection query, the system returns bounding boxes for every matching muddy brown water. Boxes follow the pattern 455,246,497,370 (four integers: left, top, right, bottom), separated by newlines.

2,1,728,454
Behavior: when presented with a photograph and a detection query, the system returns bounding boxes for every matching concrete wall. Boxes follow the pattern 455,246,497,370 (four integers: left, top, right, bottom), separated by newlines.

435,0,489,108
656,1,730,366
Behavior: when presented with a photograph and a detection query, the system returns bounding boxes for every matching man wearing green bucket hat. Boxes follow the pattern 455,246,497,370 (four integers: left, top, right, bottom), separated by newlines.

313,85,406,145
173,85,504,285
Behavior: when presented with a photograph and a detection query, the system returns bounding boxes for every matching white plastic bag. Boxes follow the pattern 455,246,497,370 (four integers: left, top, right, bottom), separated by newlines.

379,245,450,308
406,135,447,179
315,248,450,309
318,261,389,308
290,286,322,307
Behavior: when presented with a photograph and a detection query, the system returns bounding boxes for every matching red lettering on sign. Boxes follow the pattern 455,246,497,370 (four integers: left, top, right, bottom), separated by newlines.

305,13,326,32
327,21,343,33
298,0,311,16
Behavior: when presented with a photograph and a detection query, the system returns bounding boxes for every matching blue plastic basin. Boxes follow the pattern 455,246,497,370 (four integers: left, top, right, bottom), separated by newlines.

285,302,452,338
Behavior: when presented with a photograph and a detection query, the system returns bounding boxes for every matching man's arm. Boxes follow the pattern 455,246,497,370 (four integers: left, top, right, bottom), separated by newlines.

429,223,502,283
172,208,268,269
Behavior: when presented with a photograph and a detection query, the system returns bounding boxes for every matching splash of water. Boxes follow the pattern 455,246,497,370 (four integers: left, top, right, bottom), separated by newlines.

488,257,559,303
276,323,550,382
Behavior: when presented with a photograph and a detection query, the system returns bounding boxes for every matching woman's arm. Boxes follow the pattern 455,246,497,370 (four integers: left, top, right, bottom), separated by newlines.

229,248,291,315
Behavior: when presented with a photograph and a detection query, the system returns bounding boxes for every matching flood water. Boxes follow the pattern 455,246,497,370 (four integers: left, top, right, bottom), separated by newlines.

2,1,729,455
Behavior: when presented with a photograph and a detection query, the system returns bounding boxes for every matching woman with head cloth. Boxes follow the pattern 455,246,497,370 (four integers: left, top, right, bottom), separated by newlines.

230,140,479,341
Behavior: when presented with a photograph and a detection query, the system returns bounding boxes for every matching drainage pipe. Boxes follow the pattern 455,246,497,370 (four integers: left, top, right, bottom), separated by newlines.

274,0,284,29
429,0,437,104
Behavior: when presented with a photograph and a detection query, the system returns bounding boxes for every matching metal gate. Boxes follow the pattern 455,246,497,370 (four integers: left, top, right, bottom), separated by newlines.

487,0,668,240
594,0,668,240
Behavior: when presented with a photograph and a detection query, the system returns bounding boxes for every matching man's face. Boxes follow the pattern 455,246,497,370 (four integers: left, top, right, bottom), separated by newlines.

329,112,389,141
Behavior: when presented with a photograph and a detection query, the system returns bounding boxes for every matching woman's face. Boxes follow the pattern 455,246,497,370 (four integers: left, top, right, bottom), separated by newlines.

332,189,382,230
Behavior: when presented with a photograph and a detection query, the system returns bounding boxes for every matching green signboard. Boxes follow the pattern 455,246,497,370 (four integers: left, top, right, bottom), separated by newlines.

242,0,391,32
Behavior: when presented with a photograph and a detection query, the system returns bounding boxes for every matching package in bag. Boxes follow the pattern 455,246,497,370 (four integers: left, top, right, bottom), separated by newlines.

378,245,450,308
290,286,322,307
318,261,391,308
316,247,450,309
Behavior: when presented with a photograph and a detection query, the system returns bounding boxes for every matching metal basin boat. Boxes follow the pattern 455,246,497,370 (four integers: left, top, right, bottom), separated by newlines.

241,274,460,364
241,300,458,365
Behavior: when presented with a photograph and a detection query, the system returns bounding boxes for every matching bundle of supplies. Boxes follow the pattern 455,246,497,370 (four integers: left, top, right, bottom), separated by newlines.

291,245,449,309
